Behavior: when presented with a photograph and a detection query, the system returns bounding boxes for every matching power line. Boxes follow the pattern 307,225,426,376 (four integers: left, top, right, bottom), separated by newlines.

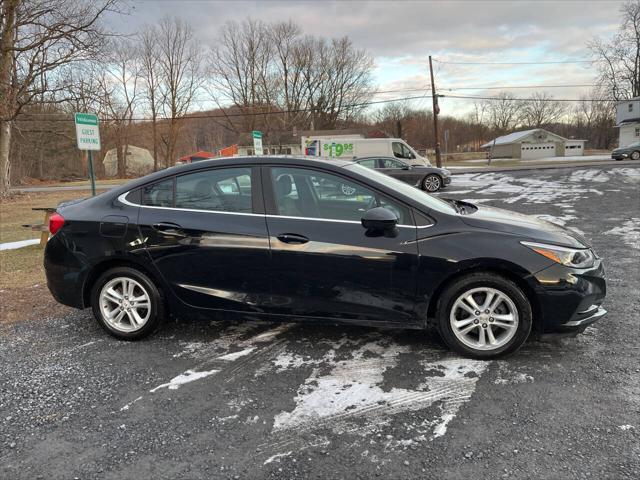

442,94,611,102
441,84,597,91
14,93,433,123
433,59,593,65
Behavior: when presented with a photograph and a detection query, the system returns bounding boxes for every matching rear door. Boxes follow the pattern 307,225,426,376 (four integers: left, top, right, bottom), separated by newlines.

263,165,419,325
136,166,271,312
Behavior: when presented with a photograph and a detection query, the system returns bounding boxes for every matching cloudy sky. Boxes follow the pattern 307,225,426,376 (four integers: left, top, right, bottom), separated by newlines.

115,0,623,116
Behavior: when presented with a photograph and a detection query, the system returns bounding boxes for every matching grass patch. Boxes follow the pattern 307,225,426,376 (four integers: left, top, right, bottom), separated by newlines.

0,245,44,290
0,190,90,243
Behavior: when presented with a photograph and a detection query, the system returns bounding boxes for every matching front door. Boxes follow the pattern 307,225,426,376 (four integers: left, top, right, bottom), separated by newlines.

263,165,419,324
137,166,271,312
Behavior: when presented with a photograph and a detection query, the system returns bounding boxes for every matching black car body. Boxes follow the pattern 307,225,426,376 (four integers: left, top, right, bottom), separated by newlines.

44,156,606,358
355,156,451,192
611,143,640,160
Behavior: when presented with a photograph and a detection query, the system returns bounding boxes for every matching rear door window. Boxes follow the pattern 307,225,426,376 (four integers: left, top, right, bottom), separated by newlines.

175,167,252,213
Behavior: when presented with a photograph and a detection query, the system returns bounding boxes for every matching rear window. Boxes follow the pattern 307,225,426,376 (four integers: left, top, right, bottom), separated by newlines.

175,167,252,213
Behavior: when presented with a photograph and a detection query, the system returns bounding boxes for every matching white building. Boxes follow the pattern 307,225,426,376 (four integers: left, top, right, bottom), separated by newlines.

615,97,640,147
481,129,586,160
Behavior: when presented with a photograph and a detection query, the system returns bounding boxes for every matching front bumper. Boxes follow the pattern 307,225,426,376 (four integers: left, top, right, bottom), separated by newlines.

442,176,452,186
533,259,607,333
611,152,628,160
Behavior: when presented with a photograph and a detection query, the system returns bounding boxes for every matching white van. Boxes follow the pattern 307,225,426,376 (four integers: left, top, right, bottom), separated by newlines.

302,137,430,166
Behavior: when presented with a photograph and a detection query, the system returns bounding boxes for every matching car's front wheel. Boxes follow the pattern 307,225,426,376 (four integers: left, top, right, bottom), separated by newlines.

422,174,442,192
91,267,164,340
631,150,640,160
436,273,532,359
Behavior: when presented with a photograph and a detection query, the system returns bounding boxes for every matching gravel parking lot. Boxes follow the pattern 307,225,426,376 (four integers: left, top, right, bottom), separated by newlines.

1,165,639,480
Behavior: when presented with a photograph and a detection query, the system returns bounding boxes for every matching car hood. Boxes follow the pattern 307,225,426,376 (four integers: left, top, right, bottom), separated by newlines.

459,204,590,248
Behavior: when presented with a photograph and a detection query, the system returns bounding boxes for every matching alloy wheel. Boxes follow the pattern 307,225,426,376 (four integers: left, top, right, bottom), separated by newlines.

449,287,519,351
423,175,441,192
99,276,151,333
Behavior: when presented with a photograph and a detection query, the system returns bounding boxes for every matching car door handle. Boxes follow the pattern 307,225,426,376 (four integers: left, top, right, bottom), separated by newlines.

276,233,309,244
152,222,186,237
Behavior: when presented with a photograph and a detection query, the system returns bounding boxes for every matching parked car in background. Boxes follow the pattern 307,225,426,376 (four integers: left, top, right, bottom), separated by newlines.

355,156,451,192
611,143,640,160
44,156,606,359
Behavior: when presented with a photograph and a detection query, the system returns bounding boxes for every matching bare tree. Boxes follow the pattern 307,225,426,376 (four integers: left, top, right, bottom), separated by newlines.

521,92,566,128
138,24,162,170
98,38,141,177
0,0,119,194
485,92,521,133
157,16,203,167
209,18,273,133
590,0,640,100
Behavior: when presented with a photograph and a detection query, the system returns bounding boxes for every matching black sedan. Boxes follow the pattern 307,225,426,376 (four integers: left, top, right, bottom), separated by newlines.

611,143,640,160
44,156,606,359
355,156,451,192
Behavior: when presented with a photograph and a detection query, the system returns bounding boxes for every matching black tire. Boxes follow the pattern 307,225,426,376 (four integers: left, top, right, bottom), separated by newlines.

90,266,165,340
422,174,442,192
435,272,532,359
631,151,640,160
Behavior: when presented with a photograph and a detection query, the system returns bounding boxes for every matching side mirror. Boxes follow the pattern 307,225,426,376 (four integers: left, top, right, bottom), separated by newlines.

361,207,398,232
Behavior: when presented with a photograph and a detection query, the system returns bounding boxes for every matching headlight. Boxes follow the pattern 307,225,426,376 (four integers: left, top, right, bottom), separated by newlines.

521,241,595,268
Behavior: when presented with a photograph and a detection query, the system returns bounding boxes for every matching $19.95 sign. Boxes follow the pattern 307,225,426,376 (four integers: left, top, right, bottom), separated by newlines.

74,113,101,151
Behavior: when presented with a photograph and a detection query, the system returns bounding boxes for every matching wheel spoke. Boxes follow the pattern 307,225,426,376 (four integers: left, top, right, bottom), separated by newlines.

131,308,145,325
482,291,495,311
492,313,515,322
464,295,481,311
113,310,126,325
489,293,503,313
459,323,478,335
133,301,150,310
458,300,476,316
486,325,497,345
477,327,486,346
127,280,135,298
492,320,516,330
454,317,476,329
104,288,122,304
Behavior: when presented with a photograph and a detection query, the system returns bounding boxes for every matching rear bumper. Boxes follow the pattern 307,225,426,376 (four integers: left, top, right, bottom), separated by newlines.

44,233,87,309
533,259,607,333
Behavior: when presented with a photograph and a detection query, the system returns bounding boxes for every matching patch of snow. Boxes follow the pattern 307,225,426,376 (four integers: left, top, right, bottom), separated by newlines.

120,396,143,411
604,219,640,250
149,369,219,393
0,238,40,251
272,339,488,443
216,347,256,361
618,424,635,431
263,451,292,465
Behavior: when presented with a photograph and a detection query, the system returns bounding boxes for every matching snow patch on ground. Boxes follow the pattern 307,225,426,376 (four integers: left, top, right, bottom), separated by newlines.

618,424,635,431
216,347,256,361
0,238,40,251
263,451,292,465
149,369,219,392
604,219,640,250
271,339,488,444
493,362,534,385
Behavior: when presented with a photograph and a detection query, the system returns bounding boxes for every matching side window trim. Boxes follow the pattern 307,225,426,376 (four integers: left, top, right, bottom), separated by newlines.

120,166,264,216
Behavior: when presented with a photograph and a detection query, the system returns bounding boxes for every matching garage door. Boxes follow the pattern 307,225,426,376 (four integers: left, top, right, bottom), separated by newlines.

521,143,555,160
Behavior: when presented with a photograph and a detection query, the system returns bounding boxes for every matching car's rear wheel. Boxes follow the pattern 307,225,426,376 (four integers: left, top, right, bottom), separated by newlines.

422,174,442,192
631,151,640,160
436,273,532,359
91,267,164,340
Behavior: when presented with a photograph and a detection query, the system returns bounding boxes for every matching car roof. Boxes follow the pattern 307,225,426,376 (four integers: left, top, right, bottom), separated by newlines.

108,155,356,196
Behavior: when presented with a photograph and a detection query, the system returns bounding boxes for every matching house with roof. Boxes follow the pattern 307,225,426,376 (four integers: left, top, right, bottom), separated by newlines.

615,97,640,147
481,128,586,160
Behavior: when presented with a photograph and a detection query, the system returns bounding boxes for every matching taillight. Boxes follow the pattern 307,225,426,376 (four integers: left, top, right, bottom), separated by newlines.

49,213,65,235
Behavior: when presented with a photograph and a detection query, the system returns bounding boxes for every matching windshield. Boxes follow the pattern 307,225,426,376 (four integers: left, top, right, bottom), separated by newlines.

344,163,458,214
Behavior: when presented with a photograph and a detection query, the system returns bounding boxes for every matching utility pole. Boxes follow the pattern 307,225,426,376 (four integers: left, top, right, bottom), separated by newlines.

428,55,442,168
